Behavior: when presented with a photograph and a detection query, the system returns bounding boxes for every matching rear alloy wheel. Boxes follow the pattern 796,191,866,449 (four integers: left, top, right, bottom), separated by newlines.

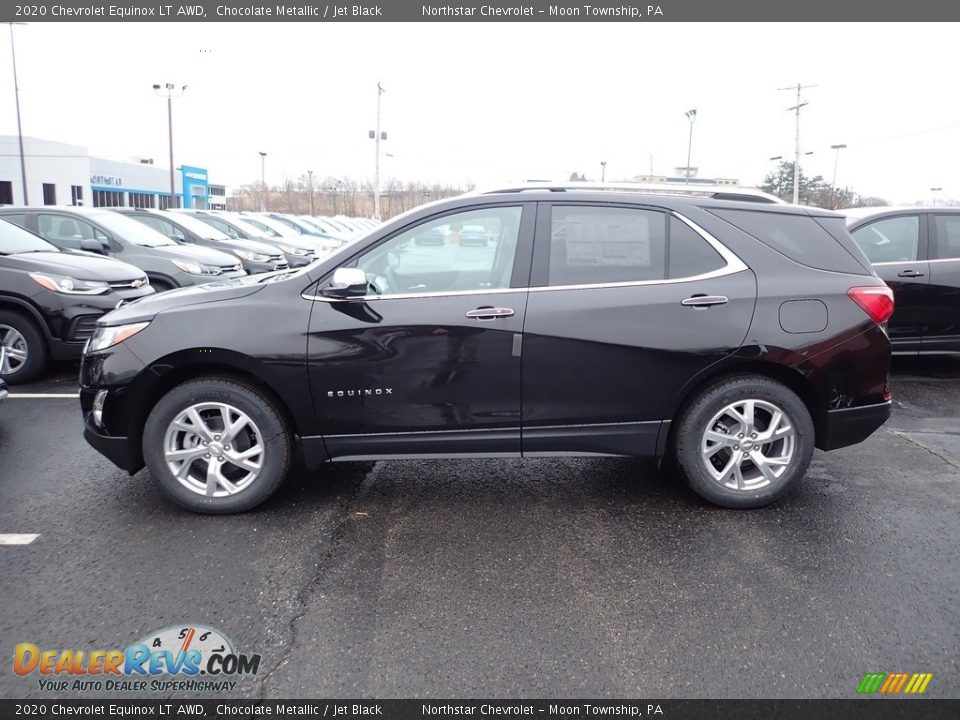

674,375,814,509
0,311,49,385
143,377,291,513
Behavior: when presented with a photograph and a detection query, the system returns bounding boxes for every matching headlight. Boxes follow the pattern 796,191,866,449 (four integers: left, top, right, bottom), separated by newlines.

277,244,310,256
29,273,109,295
171,260,221,275
233,249,270,262
87,321,151,353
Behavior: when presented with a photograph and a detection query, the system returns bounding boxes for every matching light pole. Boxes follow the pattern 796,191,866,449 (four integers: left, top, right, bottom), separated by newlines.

153,82,187,208
931,187,943,207
307,169,314,215
779,83,816,204
600,161,607,182
259,152,267,212
9,22,28,204
830,143,847,210
369,82,386,220
684,109,696,183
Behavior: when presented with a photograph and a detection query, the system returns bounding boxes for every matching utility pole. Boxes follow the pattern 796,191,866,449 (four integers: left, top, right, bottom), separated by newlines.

259,152,267,212
830,144,847,210
9,22,28,205
370,81,386,220
307,169,314,215
153,82,187,208
684,109,697,183
779,83,816,204
600,161,607,182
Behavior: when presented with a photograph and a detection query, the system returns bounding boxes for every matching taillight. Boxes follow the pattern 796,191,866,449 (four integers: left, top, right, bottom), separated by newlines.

848,286,895,324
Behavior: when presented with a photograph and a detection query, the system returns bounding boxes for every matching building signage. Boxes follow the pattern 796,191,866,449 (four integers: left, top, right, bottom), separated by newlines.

90,175,122,186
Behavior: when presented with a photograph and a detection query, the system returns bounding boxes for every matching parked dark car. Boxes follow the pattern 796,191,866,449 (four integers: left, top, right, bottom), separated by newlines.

0,218,153,384
459,225,489,247
111,208,287,275
843,206,960,354
0,207,245,293
413,228,445,246
80,189,892,513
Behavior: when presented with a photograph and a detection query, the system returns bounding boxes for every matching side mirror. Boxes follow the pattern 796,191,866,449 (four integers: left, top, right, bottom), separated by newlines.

80,238,106,254
322,267,367,298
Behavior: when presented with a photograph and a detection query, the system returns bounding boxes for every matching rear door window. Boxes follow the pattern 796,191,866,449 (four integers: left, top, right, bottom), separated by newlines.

851,215,920,263
932,215,960,260
548,206,667,286
668,217,725,278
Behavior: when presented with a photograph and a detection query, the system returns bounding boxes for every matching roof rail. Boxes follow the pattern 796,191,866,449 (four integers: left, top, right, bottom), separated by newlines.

477,181,785,204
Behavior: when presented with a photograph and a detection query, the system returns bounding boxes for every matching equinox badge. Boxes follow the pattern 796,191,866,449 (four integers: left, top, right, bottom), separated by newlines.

328,388,394,398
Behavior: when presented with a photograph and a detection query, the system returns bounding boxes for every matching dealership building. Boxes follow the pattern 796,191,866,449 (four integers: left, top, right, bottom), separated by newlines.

0,135,227,210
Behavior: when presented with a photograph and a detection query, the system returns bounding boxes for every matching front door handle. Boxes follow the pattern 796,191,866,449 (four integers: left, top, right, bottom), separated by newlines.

897,269,925,278
466,307,515,320
681,295,728,308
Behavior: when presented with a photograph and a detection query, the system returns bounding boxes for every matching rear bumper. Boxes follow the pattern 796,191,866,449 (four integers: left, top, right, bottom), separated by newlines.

819,400,892,451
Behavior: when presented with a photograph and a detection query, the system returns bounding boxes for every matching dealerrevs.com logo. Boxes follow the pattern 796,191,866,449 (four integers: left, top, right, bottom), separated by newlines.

13,624,261,693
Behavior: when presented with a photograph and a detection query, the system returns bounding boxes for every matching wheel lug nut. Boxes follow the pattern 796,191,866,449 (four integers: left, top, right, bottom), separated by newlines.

204,454,210,459
225,445,231,450
734,445,739,450
214,435,221,440
751,433,757,438
738,433,744,438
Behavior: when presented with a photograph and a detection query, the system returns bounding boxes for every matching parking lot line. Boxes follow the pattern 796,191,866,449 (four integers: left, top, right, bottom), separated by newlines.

0,534,40,546
7,393,80,399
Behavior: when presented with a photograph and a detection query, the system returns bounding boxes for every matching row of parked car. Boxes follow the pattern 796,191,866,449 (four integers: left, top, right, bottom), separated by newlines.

0,206,378,383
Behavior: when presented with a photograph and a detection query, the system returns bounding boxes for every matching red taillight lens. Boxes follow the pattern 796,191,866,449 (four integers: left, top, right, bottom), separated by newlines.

848,286,895,324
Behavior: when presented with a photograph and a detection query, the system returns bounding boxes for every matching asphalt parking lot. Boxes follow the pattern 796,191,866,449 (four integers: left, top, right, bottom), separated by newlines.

1,357,958,699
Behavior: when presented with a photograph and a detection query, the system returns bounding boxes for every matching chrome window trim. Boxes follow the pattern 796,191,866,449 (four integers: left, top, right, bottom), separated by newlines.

302,211,749,302
871,260,923,267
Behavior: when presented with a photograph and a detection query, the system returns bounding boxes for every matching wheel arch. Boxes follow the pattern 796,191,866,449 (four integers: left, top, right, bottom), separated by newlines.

120,351,307,472
0,295,55,343
658,359,825,460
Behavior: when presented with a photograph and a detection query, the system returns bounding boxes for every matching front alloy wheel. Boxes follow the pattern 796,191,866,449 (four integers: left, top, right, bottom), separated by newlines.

0,325,28,376
163,402,266,497
143,377,292,513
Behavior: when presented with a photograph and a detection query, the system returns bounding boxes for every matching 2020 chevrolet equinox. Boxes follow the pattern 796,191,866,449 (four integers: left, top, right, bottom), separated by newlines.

80,187,894,513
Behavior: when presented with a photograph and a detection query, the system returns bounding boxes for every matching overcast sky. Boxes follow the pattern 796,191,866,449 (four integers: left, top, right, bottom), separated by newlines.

1,22,958,203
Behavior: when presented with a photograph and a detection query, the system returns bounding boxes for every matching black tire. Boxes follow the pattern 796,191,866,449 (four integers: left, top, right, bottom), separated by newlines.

142,376,292,514
0,310,49,385
673,375,815,509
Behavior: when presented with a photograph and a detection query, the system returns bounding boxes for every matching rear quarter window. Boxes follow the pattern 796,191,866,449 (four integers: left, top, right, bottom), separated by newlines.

710,208,869,275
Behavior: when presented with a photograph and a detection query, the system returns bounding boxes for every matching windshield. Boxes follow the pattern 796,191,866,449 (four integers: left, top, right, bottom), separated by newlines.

90,212,177,247
244,215,297,238
226,216,272,239
0,218,59,254
169,212,231,240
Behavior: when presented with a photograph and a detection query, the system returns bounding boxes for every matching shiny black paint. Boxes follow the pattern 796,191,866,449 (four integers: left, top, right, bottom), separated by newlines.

80,192,893,474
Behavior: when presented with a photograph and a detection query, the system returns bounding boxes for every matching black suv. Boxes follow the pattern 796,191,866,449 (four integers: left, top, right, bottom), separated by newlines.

0,218,153,384
843,206,960,354
80,188,893,513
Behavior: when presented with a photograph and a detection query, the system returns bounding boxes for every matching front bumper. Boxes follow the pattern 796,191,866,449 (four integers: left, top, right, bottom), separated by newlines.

819,400,892,451
82,405,141,473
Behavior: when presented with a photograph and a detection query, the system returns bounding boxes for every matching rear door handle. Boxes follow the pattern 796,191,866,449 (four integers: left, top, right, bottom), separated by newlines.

466,307,515,320
681,295,728,308
897,269,925,278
